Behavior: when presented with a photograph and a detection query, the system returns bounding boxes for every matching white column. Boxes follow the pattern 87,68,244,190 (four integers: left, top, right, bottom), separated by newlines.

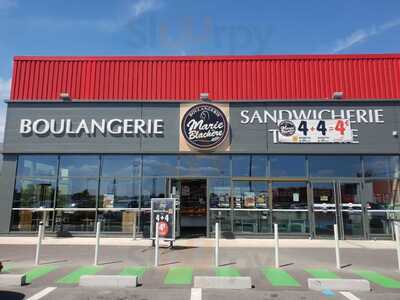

334,224,341,269
394,221,400,272
35,224,44,265
94,221,101,266
274,223,280,268
154,222,160,267
215,222,220,267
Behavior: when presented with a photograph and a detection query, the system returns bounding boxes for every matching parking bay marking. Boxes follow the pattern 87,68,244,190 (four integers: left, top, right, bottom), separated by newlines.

215,266,241,277
119,266,147,278
164,267,193,285
26,265,58,283
26,287,57,300
340,291,361,300
353,270,400,288
262,268,301,287
56,266,102,284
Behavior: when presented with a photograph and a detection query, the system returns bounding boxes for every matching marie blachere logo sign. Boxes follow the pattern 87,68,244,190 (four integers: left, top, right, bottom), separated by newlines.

181,103,229,150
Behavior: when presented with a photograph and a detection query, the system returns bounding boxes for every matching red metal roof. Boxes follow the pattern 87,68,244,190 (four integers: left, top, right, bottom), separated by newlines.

10,54,400,101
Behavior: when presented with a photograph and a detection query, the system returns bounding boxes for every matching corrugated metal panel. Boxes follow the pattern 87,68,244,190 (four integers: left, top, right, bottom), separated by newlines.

9,54,400,101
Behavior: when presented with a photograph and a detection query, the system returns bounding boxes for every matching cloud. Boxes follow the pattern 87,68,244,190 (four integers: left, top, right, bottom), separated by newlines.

332,18,400,53
0,78,11,142
0,0,16,10
131,0,162,18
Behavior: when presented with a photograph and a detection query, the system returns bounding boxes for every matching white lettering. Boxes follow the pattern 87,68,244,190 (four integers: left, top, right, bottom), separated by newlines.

375,109,384,123
250,110,263,124
33,119,50,135
240,110,250,124
20,119,32,134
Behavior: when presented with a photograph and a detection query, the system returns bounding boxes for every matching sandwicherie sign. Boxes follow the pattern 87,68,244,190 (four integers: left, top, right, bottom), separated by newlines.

19,118,164,136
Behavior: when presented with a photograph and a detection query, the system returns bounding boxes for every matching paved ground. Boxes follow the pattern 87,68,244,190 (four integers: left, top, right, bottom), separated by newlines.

1,241,400,299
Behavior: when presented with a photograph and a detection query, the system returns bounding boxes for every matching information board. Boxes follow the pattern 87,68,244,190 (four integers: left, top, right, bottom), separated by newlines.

150,198,177,241
277,119,353,143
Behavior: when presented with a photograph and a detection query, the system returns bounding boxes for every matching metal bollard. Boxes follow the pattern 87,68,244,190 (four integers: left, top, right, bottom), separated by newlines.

334,224,341,269
94,221,101,266
215,222,220,267
394,222,400,272
35,224,44,265
132,219,137,240
274,223,279,268
154,222,160,267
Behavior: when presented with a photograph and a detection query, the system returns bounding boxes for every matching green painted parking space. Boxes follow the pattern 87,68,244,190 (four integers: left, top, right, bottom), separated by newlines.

304,268,339,279
353,271,400,289
215,266,241,277
164,267,193,285
26,265,58,283
1,264,12,273
56,266,102,284
262,268,301,287
119,266,146,278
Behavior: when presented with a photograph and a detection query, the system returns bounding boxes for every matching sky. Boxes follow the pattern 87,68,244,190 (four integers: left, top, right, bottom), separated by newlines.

0,0,400,141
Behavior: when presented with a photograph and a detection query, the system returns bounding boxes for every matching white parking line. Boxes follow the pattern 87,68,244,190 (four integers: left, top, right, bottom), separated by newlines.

340,291,361,300
26,287,57,300
191,288,202,300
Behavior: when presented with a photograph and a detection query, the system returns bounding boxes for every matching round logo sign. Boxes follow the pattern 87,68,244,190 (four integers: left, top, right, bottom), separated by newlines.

158,221,169,237
278,120,296,137
181,104,229,150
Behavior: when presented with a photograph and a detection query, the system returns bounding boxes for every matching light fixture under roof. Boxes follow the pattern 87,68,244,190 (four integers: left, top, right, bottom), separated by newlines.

200,92,209,101
59,92,71,101
332,91,344,100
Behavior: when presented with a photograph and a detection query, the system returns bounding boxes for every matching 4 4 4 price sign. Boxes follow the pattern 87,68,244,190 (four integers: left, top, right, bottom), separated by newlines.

277,119,353,143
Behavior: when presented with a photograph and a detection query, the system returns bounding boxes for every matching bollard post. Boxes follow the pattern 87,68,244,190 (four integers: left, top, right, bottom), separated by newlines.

274,223,279,268
132,219,137,240
94,221,101,266
334,224,341,269
35,224,44,265
154,222,159,267
215,222,220,267
395,221,400,272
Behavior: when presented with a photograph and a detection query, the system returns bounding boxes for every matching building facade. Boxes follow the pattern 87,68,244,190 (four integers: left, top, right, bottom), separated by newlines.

0,54,399,239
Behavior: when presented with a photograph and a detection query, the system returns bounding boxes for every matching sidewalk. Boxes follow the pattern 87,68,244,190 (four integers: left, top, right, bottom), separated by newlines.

0,236,396,249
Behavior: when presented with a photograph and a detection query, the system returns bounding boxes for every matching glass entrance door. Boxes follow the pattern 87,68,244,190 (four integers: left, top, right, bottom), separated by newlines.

312,181,366,239
312,182,338,237
339,182,365,238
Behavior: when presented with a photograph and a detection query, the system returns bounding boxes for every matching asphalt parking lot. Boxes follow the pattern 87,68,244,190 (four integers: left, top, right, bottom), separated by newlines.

1,242,400,299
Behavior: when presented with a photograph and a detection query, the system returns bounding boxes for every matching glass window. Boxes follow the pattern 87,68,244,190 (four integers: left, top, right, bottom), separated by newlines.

270,155,306,177
251,155,268,177
59,155,100,177
232,155,250,176
232,181,269,209
13,178,56,208
99,179,140,208
55,210,96,232
179,155,230,176
309,155,362,177
233,211,271,233
364,156,399,178
17,155,58,177
141,177,166,208
209,178,231,208
98,211,138,233
365,179,398,210
210,210,232,233
143,155,178,176
272,182,307,209
232,155,267,177
56,178,98,208
10,210,54,232
102,155,141,177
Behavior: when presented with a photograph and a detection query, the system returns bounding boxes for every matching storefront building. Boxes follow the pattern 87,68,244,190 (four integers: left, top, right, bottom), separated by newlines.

0,54,399,239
